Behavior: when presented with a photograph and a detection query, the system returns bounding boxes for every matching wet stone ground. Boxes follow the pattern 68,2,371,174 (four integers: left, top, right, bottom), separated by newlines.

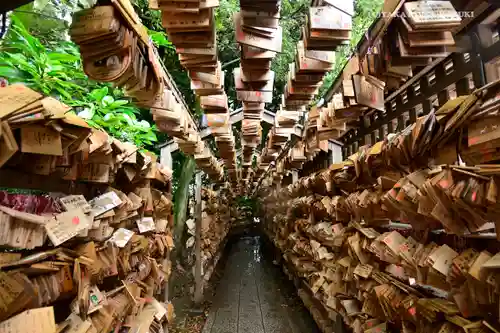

201,236,320,333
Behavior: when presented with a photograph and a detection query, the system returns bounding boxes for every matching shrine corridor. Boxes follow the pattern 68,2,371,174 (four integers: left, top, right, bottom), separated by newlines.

202,236,320,333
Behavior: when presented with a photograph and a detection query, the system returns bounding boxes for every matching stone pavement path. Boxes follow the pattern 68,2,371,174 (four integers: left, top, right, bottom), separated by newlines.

202,236,320,333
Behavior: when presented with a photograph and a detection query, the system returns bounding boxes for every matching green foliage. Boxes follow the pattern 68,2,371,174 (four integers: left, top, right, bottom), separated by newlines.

235,195,257,212
14,0,96,43
317,0,385,99
76,86,158,147
149,29,174,49
0,14,158,150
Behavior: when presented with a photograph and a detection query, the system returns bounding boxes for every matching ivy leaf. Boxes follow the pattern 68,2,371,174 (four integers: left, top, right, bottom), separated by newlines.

102,113,122,126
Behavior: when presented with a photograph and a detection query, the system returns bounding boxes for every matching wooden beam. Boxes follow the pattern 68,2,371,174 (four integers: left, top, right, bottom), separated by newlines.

0,169,105,197
261,109,275,125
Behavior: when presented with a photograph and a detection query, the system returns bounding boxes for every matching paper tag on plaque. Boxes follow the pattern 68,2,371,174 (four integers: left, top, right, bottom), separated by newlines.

108,228,134,248
45,209,91,246
60,195,91,214
136,217,156,233
89,192,122,217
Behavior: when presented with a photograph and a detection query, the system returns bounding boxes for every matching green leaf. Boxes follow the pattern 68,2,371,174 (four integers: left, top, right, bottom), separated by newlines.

34,0,51,10
117,113,134,126
0,66,24,80
85,119,100,128
54,85,73,100
141,131,157,142
89,87,109,102
94,118,109,127
109,99,129,109
9,17,45,55
47,52,80,62
102,95,114,107
134,120,152,132
118,109,138,120
78,0,98,8
148,30,173,48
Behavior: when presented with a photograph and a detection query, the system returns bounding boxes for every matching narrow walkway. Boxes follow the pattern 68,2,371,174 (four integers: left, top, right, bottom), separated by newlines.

202,236,320,333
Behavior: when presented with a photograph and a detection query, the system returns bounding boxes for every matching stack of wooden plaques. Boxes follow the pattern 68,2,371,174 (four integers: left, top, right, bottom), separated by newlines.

263,184,500,333
71,5,162,103
201,93,238,184
186,188,231,281
297,57,385,162
158,0,220,94
157,0,231,178
158,124,225,183
304,0,353,51
323,0,462,95
234,67,270,170
150,88,191,140
215,129,238,185
156,0,234,183
197,150,226,182
0,85,174,185
393,1,461,65
256,43,333,173
257,83,500,332
254,0,352,185
0,90,176,332
358,0,461,91
253,0,353,172
254,16,346,175
234,0,282,185
71,2,224,182
290,42,335,106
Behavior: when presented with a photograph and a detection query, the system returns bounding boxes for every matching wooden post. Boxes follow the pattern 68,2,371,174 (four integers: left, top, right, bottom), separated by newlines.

292,170,299,183
160,145,173,170
194,172,203,305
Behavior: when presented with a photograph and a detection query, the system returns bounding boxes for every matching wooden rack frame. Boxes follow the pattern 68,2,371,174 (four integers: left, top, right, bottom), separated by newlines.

340,4,500,157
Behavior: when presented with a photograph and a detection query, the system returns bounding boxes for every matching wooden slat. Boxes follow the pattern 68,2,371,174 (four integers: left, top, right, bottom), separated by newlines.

343,57,475,145
336,2,499,146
